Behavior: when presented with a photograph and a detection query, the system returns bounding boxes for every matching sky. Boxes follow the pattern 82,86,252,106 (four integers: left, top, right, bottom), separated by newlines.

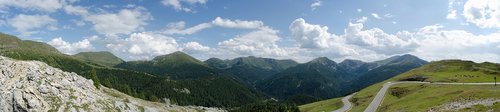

1,0,500,63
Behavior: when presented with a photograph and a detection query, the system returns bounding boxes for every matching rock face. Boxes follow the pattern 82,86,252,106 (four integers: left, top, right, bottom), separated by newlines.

0,56,225,112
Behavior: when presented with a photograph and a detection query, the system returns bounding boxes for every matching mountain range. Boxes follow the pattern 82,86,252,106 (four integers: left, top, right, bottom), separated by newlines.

0,32,428,109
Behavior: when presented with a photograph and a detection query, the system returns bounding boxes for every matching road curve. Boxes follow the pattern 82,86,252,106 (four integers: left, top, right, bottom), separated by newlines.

332,93,356,112
363,81,496,112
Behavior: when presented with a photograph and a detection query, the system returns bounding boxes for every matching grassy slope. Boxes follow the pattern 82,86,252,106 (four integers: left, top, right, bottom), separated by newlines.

72,51,124,67
298,97,342,112
379,83,500,111
345,60,500,111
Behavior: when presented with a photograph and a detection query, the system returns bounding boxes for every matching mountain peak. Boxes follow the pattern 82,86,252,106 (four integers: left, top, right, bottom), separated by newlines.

73,51,124,67
311,57,332,62
151,51,207,69
309,57,336,65
153,51,193,61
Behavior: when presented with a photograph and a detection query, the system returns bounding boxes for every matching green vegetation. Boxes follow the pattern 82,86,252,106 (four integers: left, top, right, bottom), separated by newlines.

0,33,266,108
378,84,500,112
347,59,500,111
231,101,299,112
149,95,159,102
205,56,298,85
72,51,124,67
90,69,100,89
256,55,426,105
298,97,342,112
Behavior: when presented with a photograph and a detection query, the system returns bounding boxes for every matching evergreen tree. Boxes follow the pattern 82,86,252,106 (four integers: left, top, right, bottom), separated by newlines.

103,78,112,88
90,69,100,89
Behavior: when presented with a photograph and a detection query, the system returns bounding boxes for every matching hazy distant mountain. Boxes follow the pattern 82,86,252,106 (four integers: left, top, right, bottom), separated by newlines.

72,51,124,67
205,56,298,85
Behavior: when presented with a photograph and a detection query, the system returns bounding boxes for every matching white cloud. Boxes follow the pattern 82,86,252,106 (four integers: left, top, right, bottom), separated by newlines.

0,0,63,12
447,10,457,20
462,0,500,28
216,27,296,59
289,18,336,49
446,0,457,20
383,13,393,18
47,37,93,54
343,22,418,55
356,17,368,23
164,21,212,35
83,7,151,35
63,5,89,16
8,14,57,36
311,0,322,10
183,42,210,53
105,32,180,60
411,27,500,62
161,0,207,12
357,9,362,12
163,17,267,35
371,13,382,19
212,17,265,29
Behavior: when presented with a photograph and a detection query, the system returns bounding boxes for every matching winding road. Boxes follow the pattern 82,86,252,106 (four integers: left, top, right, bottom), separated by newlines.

362,81,497,112
332,93,356,112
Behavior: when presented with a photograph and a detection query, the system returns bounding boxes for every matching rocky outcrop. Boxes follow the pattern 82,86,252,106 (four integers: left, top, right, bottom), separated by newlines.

0,56,224,112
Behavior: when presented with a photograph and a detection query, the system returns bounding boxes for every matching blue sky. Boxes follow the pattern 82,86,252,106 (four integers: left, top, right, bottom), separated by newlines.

1,0,500,63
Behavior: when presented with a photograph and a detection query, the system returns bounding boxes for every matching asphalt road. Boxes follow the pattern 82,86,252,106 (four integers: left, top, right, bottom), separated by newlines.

332,93,356,112
363,81,496,112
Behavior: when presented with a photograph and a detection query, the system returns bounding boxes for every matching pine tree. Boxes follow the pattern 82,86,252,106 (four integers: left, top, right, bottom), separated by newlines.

103,78,112,88
90,69,100,89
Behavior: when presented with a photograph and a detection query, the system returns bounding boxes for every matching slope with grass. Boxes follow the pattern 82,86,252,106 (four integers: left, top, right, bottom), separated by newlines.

379,83,500,112
298,97,342,112
72,51,124,67
347,59,500,112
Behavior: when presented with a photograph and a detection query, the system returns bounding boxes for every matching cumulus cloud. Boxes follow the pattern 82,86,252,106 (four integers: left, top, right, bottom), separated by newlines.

217,28,288,56
462,0,500,28
357,9,362,12
161,0,207,12
343,22,418,55
47,37,94,54
8,14,57,36
183,41,210,53
105,32,180,60
0,0,63,12
311,0,322,10
411,26,500,62
289,18,337,49
83,7,151,35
